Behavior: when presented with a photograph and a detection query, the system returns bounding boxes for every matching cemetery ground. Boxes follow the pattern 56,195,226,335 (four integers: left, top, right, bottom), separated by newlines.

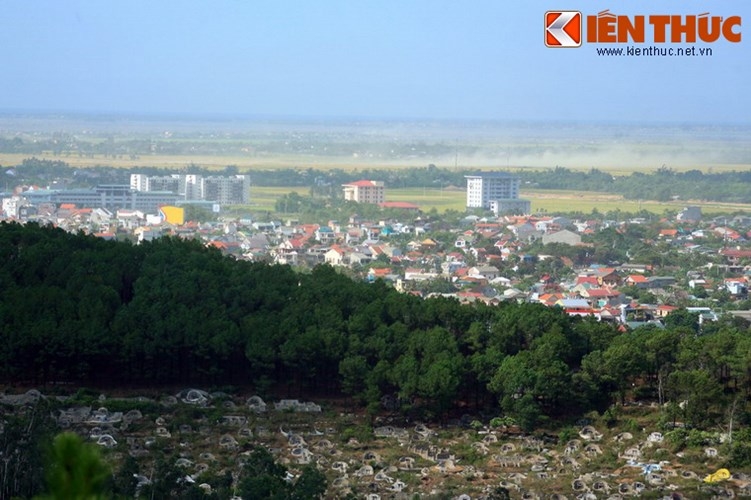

1,387,748,498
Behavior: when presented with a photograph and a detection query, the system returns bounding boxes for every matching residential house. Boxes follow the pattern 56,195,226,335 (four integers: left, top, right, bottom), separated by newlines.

625,275,650,290
578,287,624,308
645,276,677,289
345,227,363,245
542,229,581,246
725,278,748,296
508,220,541,242
420,238,439,251
659,229,679,240
468,265,500,280
574,275,600,289
116,210,146,230
557,298,596,318
90,208,114,227
655,304,679,318
324,245,347,266
367,267,395,282
455,235,473,249
275,237,306,265
720,248,751,265
688,278,709,291
592,267,622,286
134,226,162,243
441,260,465,276
314,225,337,244
677,206,702,222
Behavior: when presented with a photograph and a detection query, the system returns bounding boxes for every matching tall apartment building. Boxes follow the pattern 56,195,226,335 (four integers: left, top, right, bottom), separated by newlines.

130,174,150,192
130,174,250,205
148,176,181,193
465,172,530,214
203,175,251,205
182,174,204,201
342,180,385,204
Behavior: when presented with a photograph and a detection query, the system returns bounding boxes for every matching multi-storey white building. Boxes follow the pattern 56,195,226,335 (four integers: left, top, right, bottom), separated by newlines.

130,174,150,192
130,173,251,205
465,172,530,214
203,175,251,205
342,180,385,204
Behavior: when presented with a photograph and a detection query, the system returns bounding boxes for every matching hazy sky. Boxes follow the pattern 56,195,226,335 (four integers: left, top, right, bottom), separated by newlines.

2,0,749,123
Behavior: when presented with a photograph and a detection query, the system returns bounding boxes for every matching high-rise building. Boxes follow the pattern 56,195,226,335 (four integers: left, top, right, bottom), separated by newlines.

130,174,181,194
147,176,181,194
342,180,385,204
130,174,149,192
202,175,251,205
182,174,203,201
465,172,530,214
130,173,250,205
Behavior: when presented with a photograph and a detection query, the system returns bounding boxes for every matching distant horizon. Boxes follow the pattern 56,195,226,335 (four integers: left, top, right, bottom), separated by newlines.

0,107,748,171
1,109,750,129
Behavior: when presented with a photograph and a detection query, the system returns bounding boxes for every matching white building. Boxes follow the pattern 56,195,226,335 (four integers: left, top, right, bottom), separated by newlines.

203,175,251,205
342,180,385,204
130,174,149,192
465,172,530,214
2,195,27,218
130,173,250,205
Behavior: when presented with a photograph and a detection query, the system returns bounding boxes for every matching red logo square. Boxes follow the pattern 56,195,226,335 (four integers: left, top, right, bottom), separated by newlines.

545,11,582,47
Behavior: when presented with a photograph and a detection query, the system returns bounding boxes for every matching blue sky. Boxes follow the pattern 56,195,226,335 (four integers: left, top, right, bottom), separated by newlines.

1,0,749,123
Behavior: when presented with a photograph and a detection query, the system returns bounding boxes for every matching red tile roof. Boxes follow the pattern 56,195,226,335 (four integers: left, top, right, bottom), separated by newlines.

627,274,649,283
344,180,380,187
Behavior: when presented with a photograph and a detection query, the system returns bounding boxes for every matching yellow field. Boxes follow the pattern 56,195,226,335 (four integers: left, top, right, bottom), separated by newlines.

0,152,451,171
2,151,748,174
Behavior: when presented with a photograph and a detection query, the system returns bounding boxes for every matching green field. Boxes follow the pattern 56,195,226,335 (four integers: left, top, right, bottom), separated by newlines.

250,186,751,215
247,186,311,212
522,190,751,215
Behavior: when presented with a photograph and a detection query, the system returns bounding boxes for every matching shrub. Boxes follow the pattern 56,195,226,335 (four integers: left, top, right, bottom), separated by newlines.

726,442,751,468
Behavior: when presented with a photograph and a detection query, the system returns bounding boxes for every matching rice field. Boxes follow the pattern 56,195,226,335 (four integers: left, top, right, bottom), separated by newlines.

250,186,751,215
1,151,749,174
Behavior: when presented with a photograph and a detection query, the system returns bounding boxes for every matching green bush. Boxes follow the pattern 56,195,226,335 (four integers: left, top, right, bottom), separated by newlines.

340,424,373,444
664,428,688,452
558,426,577,445
686,429,715,448
726,442,751,468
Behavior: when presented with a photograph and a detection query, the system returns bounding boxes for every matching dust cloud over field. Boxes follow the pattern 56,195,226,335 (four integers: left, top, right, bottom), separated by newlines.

0,115,749,172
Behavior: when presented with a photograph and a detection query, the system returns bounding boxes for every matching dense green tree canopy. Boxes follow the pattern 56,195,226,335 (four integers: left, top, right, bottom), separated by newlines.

0,222,749,430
